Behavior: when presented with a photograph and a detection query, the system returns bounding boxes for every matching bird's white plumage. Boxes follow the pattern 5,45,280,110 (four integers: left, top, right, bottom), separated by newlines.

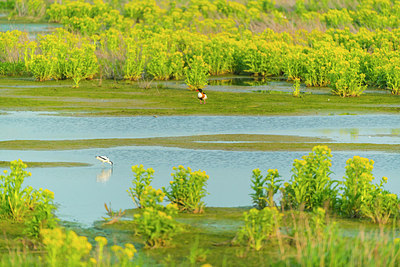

96,155,113,165
198,92,207,100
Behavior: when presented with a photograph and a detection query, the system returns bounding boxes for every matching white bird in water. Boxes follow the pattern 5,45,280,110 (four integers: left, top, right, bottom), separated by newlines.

96,156,113,166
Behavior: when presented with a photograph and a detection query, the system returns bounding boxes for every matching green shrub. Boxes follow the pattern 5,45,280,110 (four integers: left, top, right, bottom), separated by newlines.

0,160,58,236
184,55,210,90
127,164,155,208
282,146,339,211
250,168,282,209
134,204,181,248
163,165,209,213
64,44,98,87
340,155,399,224
329,55,366,97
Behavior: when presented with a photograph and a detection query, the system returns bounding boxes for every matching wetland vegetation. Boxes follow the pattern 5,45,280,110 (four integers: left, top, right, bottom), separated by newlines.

2,0,400,266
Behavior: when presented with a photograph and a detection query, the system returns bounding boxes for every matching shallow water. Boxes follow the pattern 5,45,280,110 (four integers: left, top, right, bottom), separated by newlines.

1,113,400,225
1,112,400,144
158,77,390,95
0,21,61,38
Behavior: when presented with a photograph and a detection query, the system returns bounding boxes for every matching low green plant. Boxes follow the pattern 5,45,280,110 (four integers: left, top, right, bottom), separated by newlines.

187,236,209,264
329,58,367,97
0,160,32,220
163,165,209,213
235,207,282,251
362,192,399,224
41,227,93,266
283,222,400,266
124,39,146,81
340,156,376,218
339,155,399,224
24,188,58,237
29,54,56,81
250,168,282,209
282,146,339,211
134,203,181,248
292,78,301,97
40,228,137,266
64,44,98,88
184,55,210,90
127,164,155,208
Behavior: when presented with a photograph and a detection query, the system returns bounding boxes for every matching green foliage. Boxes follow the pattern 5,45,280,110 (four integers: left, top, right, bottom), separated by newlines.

340,156,399,223
47,0,126,35
0,62,25,76
235,207,282,251
282,46,305,81
285,223,400,266
24,188,58,237
13,0,46,19
127,164,155,208
184,55,210,90
41,228,137,266
64,44,98,87
163,165,209,213
250,168,282,209
134,203,181,248
303,42,338,87
29,29,98,84
282,146,339,211
0,31,29,67
292,78,301,97
0,160,33,221
203,36,235,75
0,160,58,237
322,9,353,28
123,0,163,22
384,55,400,95
329,53,366,97
244,40,286,77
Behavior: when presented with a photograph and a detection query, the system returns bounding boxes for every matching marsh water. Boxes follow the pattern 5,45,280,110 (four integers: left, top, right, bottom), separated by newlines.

1,112,400,225
0,21,61,38
158,77,391,94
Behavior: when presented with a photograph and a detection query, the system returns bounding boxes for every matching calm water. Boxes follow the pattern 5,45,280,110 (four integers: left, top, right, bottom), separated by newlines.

1,113,400,225
0,22,61,38
157,77,390,94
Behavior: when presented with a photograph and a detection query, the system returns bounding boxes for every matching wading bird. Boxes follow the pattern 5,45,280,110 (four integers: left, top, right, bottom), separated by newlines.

197,89,207,104
96,155,113,166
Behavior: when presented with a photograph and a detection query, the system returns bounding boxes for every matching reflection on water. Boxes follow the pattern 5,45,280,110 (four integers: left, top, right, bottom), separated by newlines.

208,77,271,86
392,129,400,136
96,168,112,183
339,128,360,140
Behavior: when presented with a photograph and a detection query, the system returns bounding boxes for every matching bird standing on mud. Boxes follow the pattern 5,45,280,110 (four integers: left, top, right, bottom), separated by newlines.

197,89,207,104
96,155,113,166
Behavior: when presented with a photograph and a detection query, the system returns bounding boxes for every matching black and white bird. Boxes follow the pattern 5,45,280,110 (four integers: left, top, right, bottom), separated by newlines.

96,155,113,166
196,89,207,104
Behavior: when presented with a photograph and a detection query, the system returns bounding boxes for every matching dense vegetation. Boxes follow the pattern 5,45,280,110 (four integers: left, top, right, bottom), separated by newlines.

2,0,400,96
2,146,400,265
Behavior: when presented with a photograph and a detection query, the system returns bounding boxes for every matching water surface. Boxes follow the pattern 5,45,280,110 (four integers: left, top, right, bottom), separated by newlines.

1,113,400,225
